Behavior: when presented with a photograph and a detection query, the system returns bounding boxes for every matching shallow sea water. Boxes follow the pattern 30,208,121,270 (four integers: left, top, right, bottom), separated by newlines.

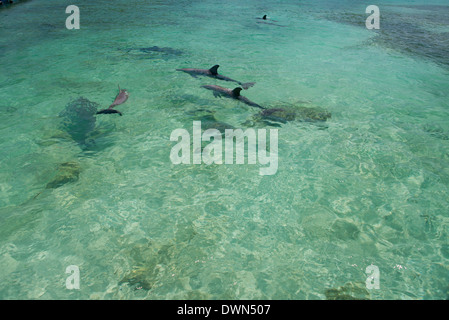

0,0,448,299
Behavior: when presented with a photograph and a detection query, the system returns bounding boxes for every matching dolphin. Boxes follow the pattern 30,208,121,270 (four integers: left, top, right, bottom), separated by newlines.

96,85,129,116
139,46,184,56
256,15,286,27
59,97,99,147
176,65,255,90
256,15,278,22
121,46,184,59
201,85,265,109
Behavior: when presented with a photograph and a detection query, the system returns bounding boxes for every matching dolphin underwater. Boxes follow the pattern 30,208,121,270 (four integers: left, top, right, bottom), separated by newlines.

201,85,265,109
58,97,100,147
96,85,129,116
176,65,255,90
139,46,184,56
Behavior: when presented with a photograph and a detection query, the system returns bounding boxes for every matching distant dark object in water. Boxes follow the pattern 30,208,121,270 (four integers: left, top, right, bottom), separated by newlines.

177,64,256,89
1,0,31,7
256,15,285,27
59,97,99,147
394,5,449,12
139,46,184,56
123,46,184,59
201,85,265,109
244,102,331,127
97,85,128,116
256,15,278,22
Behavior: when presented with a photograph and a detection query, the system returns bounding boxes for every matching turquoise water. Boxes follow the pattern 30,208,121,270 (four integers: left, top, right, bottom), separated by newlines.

1,0,448,299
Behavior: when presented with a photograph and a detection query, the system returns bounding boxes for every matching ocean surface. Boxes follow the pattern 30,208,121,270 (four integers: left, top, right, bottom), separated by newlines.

1,0,448,299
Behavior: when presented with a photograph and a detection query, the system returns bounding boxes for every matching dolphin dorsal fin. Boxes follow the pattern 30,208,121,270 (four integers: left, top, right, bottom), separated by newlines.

263,15,267,20
209,65,219,75
232,87,242,97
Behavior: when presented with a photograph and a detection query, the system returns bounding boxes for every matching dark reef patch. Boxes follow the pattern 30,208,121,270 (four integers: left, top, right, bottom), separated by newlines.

326,5,449,68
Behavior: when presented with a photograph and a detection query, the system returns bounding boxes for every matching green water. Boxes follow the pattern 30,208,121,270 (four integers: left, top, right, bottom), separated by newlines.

1,0,448,299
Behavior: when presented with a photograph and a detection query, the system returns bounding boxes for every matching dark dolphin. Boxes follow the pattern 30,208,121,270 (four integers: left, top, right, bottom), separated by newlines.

122,46,184,60
59,97,99,146
97,85,129,116
201,85,265,109
256,15,286,27
256,15,278,22
177,65,255,90
56,96,116,149
139,46,184,56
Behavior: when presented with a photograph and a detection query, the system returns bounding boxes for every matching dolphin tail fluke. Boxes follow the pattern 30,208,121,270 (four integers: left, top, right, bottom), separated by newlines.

97,109,123,116
241,82,256,90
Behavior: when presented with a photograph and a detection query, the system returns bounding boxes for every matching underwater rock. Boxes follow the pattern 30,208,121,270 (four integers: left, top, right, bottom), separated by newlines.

117,241,172,291
45,161,81,189
119,266,155,291
295,106,332,122
32,161,81,199
325,282,370,300
331,219,360,241
244,102,331,127
260,108,296,124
